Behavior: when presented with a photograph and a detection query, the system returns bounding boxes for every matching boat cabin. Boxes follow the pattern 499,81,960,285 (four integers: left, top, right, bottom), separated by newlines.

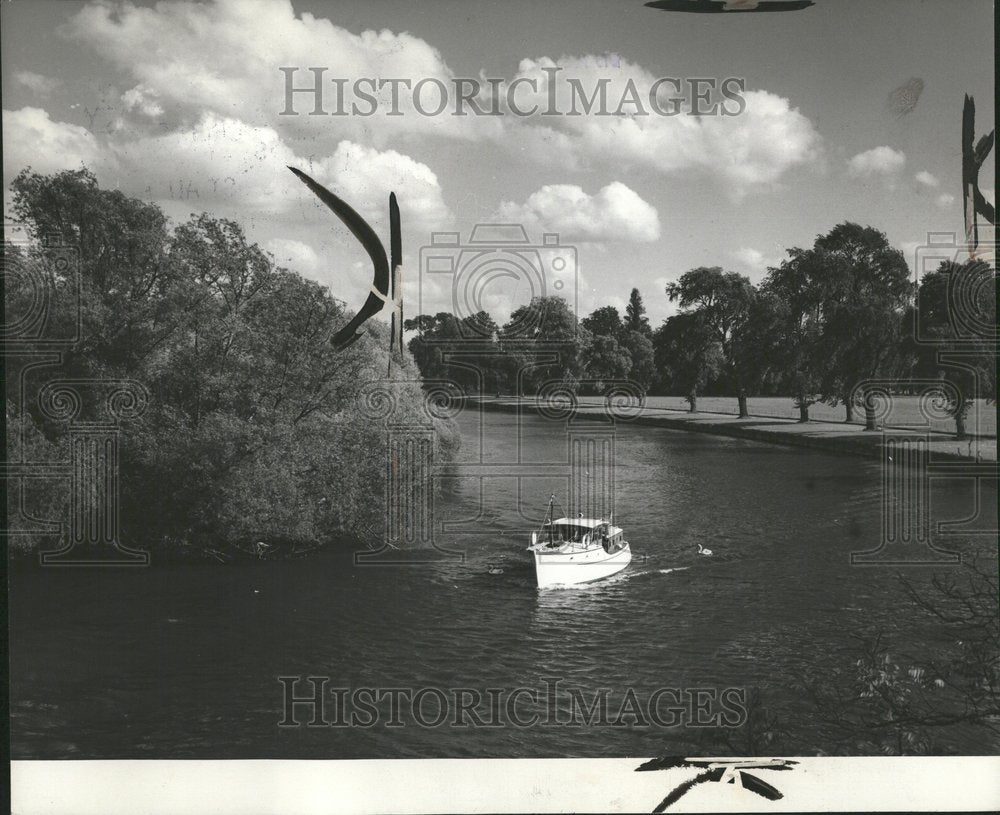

538,517,625,553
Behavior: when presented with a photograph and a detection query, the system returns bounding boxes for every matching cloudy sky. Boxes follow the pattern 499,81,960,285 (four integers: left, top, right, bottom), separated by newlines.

2,0,995,326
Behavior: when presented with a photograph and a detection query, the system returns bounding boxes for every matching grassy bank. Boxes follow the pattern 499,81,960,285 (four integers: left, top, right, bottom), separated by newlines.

469,397,998,464
581,395,997,439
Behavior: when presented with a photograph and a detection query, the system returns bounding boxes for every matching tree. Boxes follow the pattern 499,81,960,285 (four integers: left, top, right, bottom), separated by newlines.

581,305,624,340
810,223,913,428
758,224,914,427
760,248,826,422
461,311,502,393
732,291,785,403
622,329,656,394
583,300,655,394
666,267,757,417
912,259,997,438
9,167,179,378
4,400,66,550
499,296,585,395
7,167,456,556
624,287,652,336
653,312,722,411
405,310,501,394
583,335,632,392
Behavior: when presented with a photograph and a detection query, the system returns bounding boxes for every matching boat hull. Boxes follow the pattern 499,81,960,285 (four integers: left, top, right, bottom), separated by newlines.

532,543,631,588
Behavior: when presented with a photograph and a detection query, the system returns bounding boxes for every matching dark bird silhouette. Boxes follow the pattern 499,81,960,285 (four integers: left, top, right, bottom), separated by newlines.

645,0,814,13
961,95,996,256
388,191,403,356
652,767,725,812
635,757,798,811
288,166,390,349
737,770,784,800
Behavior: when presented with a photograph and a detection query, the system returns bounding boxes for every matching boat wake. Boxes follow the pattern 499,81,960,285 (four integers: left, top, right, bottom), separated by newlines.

543,564,689,589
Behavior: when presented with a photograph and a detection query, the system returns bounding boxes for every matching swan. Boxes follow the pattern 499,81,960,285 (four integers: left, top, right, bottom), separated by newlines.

487,565,504,575
697,543,713,556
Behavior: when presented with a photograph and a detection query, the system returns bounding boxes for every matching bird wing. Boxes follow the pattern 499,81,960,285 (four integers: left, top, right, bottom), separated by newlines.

973,130,995,168
974,187,996,225
738,770,784,800
288,166,389,348
389,191,403,353
962,96,976,164
635,756,690,772
653,768,726,813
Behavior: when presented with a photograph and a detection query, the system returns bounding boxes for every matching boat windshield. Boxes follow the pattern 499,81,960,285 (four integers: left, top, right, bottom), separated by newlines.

544,523,594,543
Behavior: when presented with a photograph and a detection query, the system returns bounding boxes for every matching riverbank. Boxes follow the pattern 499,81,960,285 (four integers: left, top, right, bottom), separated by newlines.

468,396,998,464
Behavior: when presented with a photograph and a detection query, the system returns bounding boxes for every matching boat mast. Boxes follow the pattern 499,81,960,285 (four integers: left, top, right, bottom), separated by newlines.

547,493,555,546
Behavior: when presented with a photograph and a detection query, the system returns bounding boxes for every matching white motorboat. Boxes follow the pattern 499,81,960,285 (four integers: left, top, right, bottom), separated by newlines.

527,495,631,589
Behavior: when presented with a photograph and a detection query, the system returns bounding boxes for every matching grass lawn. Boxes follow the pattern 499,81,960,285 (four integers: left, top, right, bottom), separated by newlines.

576,395,996,438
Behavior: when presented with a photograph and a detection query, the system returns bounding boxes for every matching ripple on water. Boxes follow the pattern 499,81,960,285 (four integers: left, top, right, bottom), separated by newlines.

7,410,996,757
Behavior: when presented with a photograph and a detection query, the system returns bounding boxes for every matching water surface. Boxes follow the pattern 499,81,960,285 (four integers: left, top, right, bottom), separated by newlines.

10,409,996,757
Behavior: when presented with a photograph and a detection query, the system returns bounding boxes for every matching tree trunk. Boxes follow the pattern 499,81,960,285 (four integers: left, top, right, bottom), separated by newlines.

844,397,854,423
863,387,877,431
687,391,697,412
798,401,809,423
737,393,749,418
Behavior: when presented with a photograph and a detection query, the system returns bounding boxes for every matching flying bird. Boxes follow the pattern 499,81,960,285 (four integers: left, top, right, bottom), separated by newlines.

645,0,814,13
288,166,399,349
636,757,797,812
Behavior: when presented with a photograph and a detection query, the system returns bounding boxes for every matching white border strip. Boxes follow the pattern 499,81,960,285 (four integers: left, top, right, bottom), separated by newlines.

11,757,1000,814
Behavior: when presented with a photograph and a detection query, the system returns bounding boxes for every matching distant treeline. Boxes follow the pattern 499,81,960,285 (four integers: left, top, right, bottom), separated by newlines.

405,223,996,438
5,168,458,556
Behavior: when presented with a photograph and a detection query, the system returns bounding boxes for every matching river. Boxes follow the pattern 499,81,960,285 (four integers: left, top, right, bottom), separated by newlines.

9,408,997,758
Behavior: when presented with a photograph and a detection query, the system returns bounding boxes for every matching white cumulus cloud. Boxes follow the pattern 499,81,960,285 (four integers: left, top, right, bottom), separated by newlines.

847,146,906,177
265,238,321,275
2,107,105,180
730,246,781,280
915,170,939,188
63,0,481,145
501,56,820,193
61,0,821,194
5,106,453,246
106,114,300,210
497,182,660,243
311,141,453,233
